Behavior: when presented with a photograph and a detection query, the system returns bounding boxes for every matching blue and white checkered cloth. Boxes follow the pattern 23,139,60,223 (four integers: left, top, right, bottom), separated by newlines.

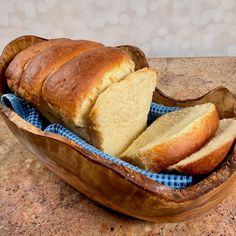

1,93,193,189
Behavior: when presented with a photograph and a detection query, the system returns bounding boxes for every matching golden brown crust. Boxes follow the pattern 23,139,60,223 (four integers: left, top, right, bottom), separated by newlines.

140,106,220,172
6,38,72,93
174,141,234,175
42,47,134,125
0,35,46,95
18,40,104,105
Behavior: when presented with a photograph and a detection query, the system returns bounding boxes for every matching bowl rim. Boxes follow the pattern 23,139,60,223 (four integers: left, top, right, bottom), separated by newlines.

0,34,236,204
1,104,236,203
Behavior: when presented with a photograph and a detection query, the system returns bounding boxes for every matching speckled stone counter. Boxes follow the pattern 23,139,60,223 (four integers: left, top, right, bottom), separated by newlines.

0,58,236,236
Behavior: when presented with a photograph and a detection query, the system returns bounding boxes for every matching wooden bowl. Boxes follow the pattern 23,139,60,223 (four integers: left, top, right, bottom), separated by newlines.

0,36,236,223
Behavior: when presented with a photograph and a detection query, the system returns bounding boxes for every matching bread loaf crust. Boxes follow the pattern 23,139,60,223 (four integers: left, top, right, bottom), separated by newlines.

6,38,72,93
18,40,104,105
42,47,134,127
5,40,135,143
173,141,234,175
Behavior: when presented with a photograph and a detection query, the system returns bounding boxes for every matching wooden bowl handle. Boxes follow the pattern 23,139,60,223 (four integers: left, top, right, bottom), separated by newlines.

117,45,149,70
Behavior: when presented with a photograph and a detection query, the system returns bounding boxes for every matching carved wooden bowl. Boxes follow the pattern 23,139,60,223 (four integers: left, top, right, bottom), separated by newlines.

0,36,236,223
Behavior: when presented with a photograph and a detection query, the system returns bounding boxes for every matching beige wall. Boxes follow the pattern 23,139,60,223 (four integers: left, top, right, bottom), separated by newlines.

1,0,236,57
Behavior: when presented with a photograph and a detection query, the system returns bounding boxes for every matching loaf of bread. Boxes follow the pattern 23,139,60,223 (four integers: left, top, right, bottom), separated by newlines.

168,119,236,175
120,103,219,172
5,38,157,148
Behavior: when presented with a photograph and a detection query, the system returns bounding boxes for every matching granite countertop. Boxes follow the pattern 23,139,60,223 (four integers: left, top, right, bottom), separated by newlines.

0,58,236,236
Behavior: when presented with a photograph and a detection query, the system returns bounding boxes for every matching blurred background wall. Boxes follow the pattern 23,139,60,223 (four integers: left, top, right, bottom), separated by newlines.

0,0,236,57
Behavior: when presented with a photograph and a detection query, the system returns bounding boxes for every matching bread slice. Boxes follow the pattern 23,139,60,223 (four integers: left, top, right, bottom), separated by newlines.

168,119,236,175
89,68,157,156
120,103,219,172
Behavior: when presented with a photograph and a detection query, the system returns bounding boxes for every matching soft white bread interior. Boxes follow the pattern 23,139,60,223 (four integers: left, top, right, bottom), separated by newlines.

120,103,219,172
168,119,236,175
89,68,157,156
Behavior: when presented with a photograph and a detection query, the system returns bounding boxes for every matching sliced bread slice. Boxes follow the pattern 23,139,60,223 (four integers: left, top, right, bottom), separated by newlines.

168,119,236,175
120,103,219,172
89,68,157,156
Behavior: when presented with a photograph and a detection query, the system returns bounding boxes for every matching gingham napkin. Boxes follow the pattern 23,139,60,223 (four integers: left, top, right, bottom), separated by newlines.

1,93,193,189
